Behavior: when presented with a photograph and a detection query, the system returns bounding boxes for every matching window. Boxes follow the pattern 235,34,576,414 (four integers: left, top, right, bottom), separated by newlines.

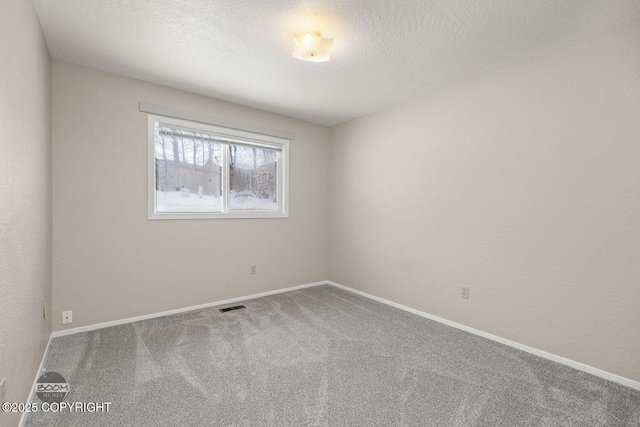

148,115,289,219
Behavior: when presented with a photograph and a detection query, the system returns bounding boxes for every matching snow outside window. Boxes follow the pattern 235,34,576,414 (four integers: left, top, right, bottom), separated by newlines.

148,115,289,219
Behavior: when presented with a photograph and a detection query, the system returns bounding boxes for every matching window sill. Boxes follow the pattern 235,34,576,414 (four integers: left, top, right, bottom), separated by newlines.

148,212,289,220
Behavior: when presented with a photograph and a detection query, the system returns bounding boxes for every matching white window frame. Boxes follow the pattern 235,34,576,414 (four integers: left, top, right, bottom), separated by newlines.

148,114,289,219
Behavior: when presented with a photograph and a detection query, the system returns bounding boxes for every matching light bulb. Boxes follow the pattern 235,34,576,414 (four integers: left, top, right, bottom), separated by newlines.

302,33,316,46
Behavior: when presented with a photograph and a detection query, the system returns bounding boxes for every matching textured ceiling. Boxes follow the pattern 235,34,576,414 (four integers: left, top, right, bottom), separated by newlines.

34,0,640,126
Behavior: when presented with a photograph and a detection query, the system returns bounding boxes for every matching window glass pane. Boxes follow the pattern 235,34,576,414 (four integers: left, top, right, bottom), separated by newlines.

154,124,222,212
149,115,288,219
229,144,279,211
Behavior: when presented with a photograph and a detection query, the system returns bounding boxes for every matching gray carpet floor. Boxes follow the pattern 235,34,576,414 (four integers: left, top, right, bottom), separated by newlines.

24,285,640,426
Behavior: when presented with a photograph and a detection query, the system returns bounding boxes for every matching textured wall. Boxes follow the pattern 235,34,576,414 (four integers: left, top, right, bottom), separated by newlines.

329,19,640,382
0,1,52,425
52,61,329,332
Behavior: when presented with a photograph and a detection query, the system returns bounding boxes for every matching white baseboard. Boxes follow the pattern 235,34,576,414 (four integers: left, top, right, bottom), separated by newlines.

52,281,327,338
20,332,53,427
327,281,640,392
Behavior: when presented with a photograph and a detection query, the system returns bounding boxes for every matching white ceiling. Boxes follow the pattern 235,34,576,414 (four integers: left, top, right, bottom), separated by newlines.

34,0,640,126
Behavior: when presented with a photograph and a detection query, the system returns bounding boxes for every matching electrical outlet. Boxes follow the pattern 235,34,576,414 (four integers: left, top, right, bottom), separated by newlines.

62,310,72,324
250,265,257,275
461,287,469,299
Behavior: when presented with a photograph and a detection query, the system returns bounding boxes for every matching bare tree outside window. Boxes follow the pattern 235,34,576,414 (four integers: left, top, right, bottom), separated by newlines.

229,144,278,210
154,126,223,212
150,118,288,218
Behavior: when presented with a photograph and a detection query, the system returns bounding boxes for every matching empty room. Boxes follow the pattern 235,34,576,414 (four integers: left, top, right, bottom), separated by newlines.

2,0,639,426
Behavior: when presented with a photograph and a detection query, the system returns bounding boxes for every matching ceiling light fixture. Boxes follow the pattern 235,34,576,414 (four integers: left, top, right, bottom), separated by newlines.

293,32,334,62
